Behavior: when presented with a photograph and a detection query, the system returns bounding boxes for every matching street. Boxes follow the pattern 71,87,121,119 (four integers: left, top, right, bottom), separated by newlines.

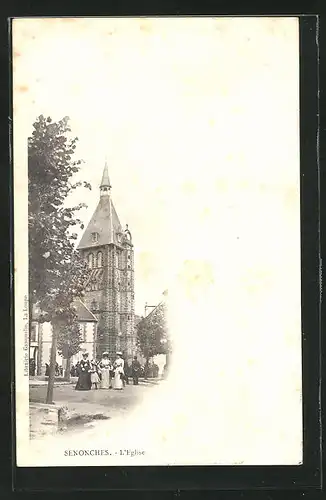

29,378,161,439
27,376,177,468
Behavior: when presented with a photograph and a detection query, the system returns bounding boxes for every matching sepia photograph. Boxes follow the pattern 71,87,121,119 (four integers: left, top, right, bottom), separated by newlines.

13,16,302,467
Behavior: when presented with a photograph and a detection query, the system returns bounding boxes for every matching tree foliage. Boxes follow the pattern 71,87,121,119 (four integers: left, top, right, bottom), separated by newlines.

28,115,91,324
137,302,169,359
57,315,83,359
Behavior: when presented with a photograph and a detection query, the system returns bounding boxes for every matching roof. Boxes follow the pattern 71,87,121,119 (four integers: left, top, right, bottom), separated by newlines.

139,301,167,327
77,163,129,250
32,300,98,323
72,299,98,322
100,161,111,188
77,191,123,250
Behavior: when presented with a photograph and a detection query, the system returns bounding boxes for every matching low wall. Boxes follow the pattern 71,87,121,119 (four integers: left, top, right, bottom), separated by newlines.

29,403,68,439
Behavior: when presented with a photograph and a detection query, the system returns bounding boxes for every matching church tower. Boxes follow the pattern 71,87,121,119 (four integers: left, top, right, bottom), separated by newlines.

77,162,136,360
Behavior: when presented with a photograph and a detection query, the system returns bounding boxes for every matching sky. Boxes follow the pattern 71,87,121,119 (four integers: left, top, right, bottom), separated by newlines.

13,17,299,317
14,17,303,465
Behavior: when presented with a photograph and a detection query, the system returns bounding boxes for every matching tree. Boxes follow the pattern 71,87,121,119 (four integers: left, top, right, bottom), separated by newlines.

57,315,83,381
28,115,91,402
137,302,169,362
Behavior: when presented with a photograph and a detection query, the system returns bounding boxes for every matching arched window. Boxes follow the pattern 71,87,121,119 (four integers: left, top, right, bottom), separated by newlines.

88,252,94,269
97,251,103,268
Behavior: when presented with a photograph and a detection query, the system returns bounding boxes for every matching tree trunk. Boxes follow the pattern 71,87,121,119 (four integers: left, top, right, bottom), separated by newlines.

46,321,59,404
64,356,71,382
144,356,149,379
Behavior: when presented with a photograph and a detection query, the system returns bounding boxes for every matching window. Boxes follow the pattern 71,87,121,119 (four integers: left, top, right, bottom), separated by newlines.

97,251,103,267
88,253,94,268
128,254,131,260
127,264,131,269
91,232,99,243
30,324,37,342
127,315,130,321
91,299,97,312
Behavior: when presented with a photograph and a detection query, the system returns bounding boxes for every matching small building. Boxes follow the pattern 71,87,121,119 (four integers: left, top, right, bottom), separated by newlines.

30,299,98,376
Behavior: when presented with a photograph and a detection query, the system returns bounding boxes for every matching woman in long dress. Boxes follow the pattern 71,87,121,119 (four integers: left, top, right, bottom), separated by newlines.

75,353,91,391
99,352,112,389
113,352,124,390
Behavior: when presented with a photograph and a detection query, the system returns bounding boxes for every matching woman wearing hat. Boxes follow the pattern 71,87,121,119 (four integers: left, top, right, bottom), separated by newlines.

99,352,113,389
113,352,124,390
75,352,91,391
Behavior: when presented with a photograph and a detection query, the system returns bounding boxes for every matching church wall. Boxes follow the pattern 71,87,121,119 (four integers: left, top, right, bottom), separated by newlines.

80,245,121,358
79,321,96,349
118,243,135,358
81,244,108,354
78,211,136,359
38,320,96,375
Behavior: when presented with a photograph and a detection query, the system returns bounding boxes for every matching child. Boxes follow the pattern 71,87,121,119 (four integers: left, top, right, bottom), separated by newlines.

90,360,100,390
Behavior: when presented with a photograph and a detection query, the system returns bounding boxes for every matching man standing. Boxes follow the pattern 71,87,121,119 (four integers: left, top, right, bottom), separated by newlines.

131,356,141,385
124,359,130,385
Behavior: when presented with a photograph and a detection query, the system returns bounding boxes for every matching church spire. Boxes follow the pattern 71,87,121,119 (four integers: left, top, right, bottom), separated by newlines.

78,159,122,250
100,160,111,196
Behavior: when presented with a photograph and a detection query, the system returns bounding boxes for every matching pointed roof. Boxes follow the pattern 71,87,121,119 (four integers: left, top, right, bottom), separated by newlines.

100,161,111,189
77,195,123,249
77,162,123,250
72,299,98,322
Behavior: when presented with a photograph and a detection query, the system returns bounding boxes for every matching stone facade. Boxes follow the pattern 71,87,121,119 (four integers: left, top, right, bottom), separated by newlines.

77,163,136,360
79,241,136,359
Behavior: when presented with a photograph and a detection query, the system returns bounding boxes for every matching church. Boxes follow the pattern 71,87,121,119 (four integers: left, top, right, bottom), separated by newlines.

77,162,136,360
30,162,137,374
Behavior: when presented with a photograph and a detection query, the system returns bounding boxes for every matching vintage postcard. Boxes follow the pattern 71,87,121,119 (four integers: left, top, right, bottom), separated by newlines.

13,16,302,467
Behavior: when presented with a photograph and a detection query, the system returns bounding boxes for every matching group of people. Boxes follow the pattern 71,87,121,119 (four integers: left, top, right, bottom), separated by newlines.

143,361,160,379
75,351,142,391
45,362,63,377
